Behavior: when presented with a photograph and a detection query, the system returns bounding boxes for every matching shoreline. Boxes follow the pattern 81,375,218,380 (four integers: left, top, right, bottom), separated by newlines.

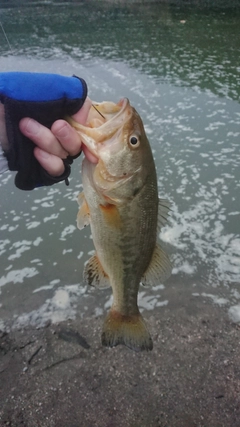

1,295,239,427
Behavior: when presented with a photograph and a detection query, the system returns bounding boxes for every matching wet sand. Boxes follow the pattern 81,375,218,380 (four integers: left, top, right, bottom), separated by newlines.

0,293,240,427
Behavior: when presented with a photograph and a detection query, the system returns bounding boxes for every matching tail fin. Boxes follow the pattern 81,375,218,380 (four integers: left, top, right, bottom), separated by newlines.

101,310,153,352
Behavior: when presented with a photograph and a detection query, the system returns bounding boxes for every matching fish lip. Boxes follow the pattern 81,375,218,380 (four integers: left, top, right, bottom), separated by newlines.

90,98,130,138
91,98,129,128
80,98,131,159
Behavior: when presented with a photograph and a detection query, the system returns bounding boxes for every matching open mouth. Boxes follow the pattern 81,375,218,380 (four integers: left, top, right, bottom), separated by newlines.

67,98,131,159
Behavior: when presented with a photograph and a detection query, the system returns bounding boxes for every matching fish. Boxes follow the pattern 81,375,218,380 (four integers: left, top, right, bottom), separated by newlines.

68,98,172,352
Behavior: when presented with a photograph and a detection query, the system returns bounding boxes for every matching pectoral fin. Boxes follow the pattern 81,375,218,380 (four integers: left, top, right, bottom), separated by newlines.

141,244,172,287
84,254,110,289
77,192,90,230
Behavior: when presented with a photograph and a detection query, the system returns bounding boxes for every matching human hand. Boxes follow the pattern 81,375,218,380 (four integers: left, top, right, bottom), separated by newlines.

19,97,97,178
0,72,92,189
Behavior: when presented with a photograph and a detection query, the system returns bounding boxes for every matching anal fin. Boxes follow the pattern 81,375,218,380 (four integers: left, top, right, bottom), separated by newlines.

141,244,172,287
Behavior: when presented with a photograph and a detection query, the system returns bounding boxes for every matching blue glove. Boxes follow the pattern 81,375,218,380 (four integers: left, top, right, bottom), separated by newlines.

0,72,87,190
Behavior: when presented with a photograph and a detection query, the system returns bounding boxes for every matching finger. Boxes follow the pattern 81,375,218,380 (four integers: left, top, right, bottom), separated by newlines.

72,96,92,123
19,118,68,158
34,147,65,176
51,120,82,157
51,97,92,157
74,98,98,163
83,145,98,164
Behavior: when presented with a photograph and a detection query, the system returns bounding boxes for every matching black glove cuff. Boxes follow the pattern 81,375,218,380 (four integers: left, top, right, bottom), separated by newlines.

31,152,82,189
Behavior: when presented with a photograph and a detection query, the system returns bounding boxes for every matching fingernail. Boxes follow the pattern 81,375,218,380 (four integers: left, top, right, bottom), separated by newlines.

25,119,40,135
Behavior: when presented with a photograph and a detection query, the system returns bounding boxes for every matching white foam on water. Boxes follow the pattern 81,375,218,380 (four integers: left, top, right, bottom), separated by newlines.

161,197,240,285
0,239,10,256
138,292,168,311
62,249,73,254
172,261,196,275
26,221,41,229
41,202,55,208
201,293,229,306
13,284,87,329
0,267,39,288
77,251,84,260
33,237,43,246
50,279,61,286
104,292,168,313
43,213,59,223
33,279,60,293
0,224,8,231
60,225,76,240
104,295,113,310
0,172,11,186
34,195,55,204
8,243,31,261
228,304,240,323
7,225,19,232
0,319,7,332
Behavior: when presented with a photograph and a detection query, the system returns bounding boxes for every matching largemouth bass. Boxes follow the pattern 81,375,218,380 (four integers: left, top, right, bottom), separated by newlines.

68,98,172,352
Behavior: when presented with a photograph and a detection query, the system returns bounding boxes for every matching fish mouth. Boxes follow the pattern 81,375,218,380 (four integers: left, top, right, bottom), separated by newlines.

67,98,131,159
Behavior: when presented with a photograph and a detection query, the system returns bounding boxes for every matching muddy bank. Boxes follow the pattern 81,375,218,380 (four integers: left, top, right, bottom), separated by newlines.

0,295,240,427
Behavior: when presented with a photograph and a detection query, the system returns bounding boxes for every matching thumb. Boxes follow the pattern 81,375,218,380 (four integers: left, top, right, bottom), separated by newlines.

72,97,98,164
72,96,92,125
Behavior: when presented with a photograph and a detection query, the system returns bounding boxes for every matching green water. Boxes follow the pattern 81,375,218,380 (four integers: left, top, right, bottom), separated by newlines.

0,1,240,329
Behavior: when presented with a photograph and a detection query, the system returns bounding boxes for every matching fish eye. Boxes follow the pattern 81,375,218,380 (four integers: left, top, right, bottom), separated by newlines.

129,135,140,147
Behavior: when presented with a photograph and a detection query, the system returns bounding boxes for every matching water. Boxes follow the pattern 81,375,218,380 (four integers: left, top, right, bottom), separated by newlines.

0,1,240,331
